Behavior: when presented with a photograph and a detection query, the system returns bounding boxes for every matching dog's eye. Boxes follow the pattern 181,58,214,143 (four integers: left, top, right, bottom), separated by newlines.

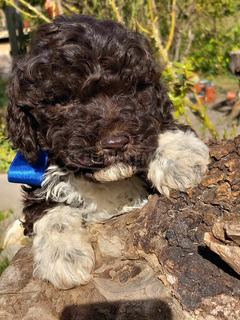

136,82,151,92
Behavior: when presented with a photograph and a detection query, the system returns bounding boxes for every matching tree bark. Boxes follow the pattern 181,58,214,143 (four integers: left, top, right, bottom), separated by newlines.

0,136,240,320
3,4,26,56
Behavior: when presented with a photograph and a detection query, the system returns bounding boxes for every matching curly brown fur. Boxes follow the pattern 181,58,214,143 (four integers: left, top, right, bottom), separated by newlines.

7,15,185,164
22,185,58,236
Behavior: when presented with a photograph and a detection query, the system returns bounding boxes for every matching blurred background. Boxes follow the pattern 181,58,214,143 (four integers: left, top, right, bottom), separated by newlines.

1,0,240,274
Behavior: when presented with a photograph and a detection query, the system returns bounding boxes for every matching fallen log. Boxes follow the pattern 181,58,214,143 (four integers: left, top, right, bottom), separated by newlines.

0,136,240,320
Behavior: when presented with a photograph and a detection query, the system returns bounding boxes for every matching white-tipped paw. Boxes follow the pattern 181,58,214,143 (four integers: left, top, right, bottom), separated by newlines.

32,206,95,289
33,232,95,289
148,130,209,196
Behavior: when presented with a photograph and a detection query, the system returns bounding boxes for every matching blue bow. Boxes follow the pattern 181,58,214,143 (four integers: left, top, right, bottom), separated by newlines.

8,150,49,186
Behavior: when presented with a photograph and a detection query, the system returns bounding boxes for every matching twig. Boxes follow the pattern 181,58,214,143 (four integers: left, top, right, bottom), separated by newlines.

147,0,169,65
62,2,79,14
5,0,51,23
135,19,151,35
4,0,37,19
107,0,124,23
165,0,176,52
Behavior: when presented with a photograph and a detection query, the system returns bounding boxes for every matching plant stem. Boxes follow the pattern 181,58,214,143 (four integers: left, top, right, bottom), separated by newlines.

107,0,124,23
4,0,37,19
184,96,219,139
147,0,169,65
5,0,51,23
165,0,176,52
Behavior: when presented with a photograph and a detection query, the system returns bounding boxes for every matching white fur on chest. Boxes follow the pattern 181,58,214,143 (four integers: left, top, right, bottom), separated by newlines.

42,167,148,222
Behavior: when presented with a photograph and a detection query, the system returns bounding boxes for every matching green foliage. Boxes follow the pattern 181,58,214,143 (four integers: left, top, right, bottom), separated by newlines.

164,61,196,105
0,78,8,110
0,209,13,222
187,0,240,75
189,37,223,74
0,257,9,276
3,0,240,76
196,0,240,17
0,121,16,173
0,78,15,173
164,60,197,125
188,24,240,75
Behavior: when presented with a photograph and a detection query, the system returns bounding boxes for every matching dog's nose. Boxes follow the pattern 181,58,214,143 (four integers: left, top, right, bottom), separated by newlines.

99,135,129,153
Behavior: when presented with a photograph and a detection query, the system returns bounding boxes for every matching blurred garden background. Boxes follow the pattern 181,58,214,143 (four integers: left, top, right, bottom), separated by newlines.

1,0,240,274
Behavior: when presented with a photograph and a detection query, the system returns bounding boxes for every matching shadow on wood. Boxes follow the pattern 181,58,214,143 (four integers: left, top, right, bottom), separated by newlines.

60,300,173,320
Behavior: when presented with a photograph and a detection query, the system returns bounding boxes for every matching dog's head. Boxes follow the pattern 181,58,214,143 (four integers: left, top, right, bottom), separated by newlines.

7,15,179,183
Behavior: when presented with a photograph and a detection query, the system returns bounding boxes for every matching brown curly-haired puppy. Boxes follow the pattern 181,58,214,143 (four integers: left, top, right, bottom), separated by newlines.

6,15,209,289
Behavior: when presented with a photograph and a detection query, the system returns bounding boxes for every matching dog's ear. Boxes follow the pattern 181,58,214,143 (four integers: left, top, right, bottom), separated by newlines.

6,73,39,163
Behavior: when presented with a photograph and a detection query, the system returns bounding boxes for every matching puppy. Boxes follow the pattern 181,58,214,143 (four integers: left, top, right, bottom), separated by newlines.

6,15,209,289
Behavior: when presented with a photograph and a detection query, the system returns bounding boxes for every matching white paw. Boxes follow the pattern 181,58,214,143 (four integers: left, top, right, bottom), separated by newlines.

33,232,95,289
32,206,95,289
147,130,209,196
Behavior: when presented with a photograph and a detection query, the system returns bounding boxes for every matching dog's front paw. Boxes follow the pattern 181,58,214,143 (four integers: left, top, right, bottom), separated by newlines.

148,130,209,196
33,228,95,289
31,206,95,289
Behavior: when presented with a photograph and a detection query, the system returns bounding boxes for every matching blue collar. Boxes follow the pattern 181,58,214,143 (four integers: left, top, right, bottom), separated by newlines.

8,150,48,186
